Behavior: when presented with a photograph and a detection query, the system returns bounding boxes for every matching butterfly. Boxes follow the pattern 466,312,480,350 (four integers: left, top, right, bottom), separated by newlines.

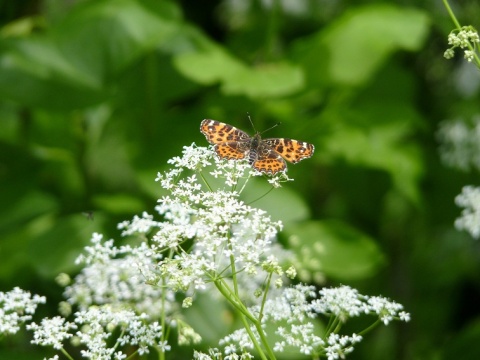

200,119,314,174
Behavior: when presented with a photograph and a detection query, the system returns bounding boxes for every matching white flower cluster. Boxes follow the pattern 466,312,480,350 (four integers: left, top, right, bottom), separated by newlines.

454,185,480,239
118,145,287,298
27,305,167,359
444,26,480,62
196,284,410,359
312,286,409,325
0,287,46,335
64,233,174,318
437,117,480,172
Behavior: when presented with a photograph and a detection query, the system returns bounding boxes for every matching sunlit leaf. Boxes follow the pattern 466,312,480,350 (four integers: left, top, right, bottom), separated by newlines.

285,220,385,281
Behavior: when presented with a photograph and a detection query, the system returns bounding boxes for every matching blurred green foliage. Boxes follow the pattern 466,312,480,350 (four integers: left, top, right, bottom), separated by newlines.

1,0,480,359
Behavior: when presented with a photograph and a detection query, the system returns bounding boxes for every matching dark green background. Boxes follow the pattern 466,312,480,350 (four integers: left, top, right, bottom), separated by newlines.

1,0,480,359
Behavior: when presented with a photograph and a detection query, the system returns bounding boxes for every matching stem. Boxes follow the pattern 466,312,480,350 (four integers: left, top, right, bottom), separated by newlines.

238,173,252,195
442,0,461,29
357,318,381,336
324,314,340,336
214,278,256,322
125,350,139,360
258,273,273,322
246,185,275,205
198,170,213,192
251,320,277,360
213,244,276,359
213,278,272,359
239,315,269,360
60,348,74,360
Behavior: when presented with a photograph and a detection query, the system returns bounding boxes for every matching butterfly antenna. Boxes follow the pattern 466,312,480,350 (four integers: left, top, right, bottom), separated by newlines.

260,121,281,135
247,112,257,133
247,113,281,134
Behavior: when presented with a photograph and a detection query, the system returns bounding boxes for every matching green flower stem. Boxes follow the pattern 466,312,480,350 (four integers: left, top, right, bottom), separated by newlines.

239,314,270,360
238,173,252,194
358,318,381,336
125,349,139,360
443,0,480,67
258,272,273,322
213,278,256,322
198,170,213,192
251,319,277,360
212,243,276,359
324,315,341,336
213,278,272,360
442,0,461,29
60,348,74,360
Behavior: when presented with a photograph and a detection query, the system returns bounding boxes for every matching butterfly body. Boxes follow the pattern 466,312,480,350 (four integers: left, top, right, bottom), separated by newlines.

200,119,314,175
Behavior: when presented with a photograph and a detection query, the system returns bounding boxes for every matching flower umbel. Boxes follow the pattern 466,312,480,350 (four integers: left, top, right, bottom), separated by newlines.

0,287,46,336
444,26,480,63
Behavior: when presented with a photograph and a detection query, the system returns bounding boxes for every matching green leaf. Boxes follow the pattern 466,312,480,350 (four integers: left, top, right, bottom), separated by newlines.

292,4,430,87
173,30,304,98
241,178,311,224
285,220,385,281
28,213,105,277
0,0,184,109
315,63,425,203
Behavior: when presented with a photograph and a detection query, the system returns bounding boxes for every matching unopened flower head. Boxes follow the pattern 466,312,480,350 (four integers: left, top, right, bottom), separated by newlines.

444,26,480,62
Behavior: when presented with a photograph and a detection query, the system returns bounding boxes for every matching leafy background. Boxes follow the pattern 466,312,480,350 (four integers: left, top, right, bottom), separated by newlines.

1,0,480,359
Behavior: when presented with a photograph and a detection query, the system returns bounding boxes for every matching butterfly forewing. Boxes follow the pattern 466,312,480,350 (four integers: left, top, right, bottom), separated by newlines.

200,119,250,144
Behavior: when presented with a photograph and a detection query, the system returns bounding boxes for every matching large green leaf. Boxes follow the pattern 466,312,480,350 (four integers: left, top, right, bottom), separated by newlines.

292,4,430,87
285,220,385,281
173,28,304,98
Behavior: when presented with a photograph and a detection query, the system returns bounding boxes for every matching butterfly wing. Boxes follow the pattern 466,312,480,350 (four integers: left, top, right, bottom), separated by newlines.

200,119,251,160
200,119,251,144
263,138,314,164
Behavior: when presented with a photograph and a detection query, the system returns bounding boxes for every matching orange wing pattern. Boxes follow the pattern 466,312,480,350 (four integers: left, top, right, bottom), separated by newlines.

200,119,251,160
